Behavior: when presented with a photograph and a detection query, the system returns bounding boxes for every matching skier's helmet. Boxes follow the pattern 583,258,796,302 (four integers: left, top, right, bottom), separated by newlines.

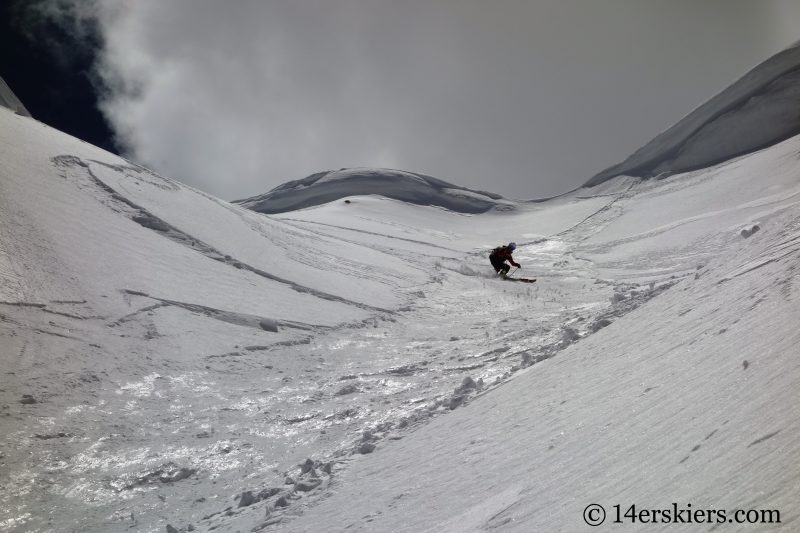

508,242,517,250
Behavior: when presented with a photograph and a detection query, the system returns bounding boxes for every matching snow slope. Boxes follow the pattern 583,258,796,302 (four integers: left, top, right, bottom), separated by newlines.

585,41,800,187
1,104,799,533
280,135,800,533
235,168,514,214
0,108,436,531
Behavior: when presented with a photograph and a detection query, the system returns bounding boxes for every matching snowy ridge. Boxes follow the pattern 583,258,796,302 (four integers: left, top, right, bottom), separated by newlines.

235,167,514,214
585,41,800,187
0,76,31,117
2,104,800,532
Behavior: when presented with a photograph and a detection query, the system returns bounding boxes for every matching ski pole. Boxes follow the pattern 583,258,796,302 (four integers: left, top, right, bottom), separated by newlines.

507,267,518,278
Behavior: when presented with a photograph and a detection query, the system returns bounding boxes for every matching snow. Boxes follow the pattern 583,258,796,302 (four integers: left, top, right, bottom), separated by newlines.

0,76,30,117
2,92,800,533
585,41,800,187
235,167,513,214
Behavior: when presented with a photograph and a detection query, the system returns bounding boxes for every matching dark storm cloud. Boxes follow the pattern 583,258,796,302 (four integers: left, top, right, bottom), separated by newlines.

10,0,99,68
21,0,800,199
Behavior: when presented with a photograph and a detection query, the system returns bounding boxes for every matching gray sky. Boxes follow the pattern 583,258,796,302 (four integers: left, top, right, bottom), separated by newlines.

44,1,800,199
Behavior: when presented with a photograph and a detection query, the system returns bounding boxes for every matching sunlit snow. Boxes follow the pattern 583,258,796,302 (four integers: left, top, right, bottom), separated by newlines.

1,86,799,532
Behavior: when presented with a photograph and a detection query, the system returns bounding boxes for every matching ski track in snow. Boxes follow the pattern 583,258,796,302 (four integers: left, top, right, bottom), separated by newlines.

52,155,397,315
2,107,800,532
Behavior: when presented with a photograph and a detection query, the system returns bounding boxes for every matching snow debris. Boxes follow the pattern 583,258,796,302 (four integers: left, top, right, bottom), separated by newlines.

334,383,360,396
294,478,322,492
237,491,256,508
456,376,478,393
299,458,315,475
257,488,281,500
560,326,581,344
258,318,279,332
358,443,376,454
448,395,465,410
273,496,289,508
740,223,761,238
589,317,612,333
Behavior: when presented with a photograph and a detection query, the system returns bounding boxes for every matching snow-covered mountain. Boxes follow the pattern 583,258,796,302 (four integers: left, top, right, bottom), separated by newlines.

2,71,800,533
235,168,513,214
585,41,800,187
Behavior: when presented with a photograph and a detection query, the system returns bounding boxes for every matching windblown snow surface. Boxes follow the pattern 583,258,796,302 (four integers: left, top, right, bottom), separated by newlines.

1,104,799,533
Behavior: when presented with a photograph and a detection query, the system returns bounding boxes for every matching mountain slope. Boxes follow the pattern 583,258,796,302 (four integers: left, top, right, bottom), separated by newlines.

0,108,442,531
285,134,800,533
2,106,799,533
585,41,800,187
0,108,612,531
235,168,513,214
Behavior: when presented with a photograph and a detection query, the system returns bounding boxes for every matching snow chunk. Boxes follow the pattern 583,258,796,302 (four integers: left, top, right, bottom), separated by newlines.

258,318,279,332
740,224,761,238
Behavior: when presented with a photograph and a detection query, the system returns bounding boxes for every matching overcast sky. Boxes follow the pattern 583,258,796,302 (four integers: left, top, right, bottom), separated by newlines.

14,0,800,200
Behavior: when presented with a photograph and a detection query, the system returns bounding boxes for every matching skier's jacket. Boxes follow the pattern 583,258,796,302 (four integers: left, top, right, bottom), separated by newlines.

490,246,520,267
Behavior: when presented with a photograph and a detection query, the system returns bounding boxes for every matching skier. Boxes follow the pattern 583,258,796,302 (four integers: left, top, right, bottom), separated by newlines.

489,242,520,278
